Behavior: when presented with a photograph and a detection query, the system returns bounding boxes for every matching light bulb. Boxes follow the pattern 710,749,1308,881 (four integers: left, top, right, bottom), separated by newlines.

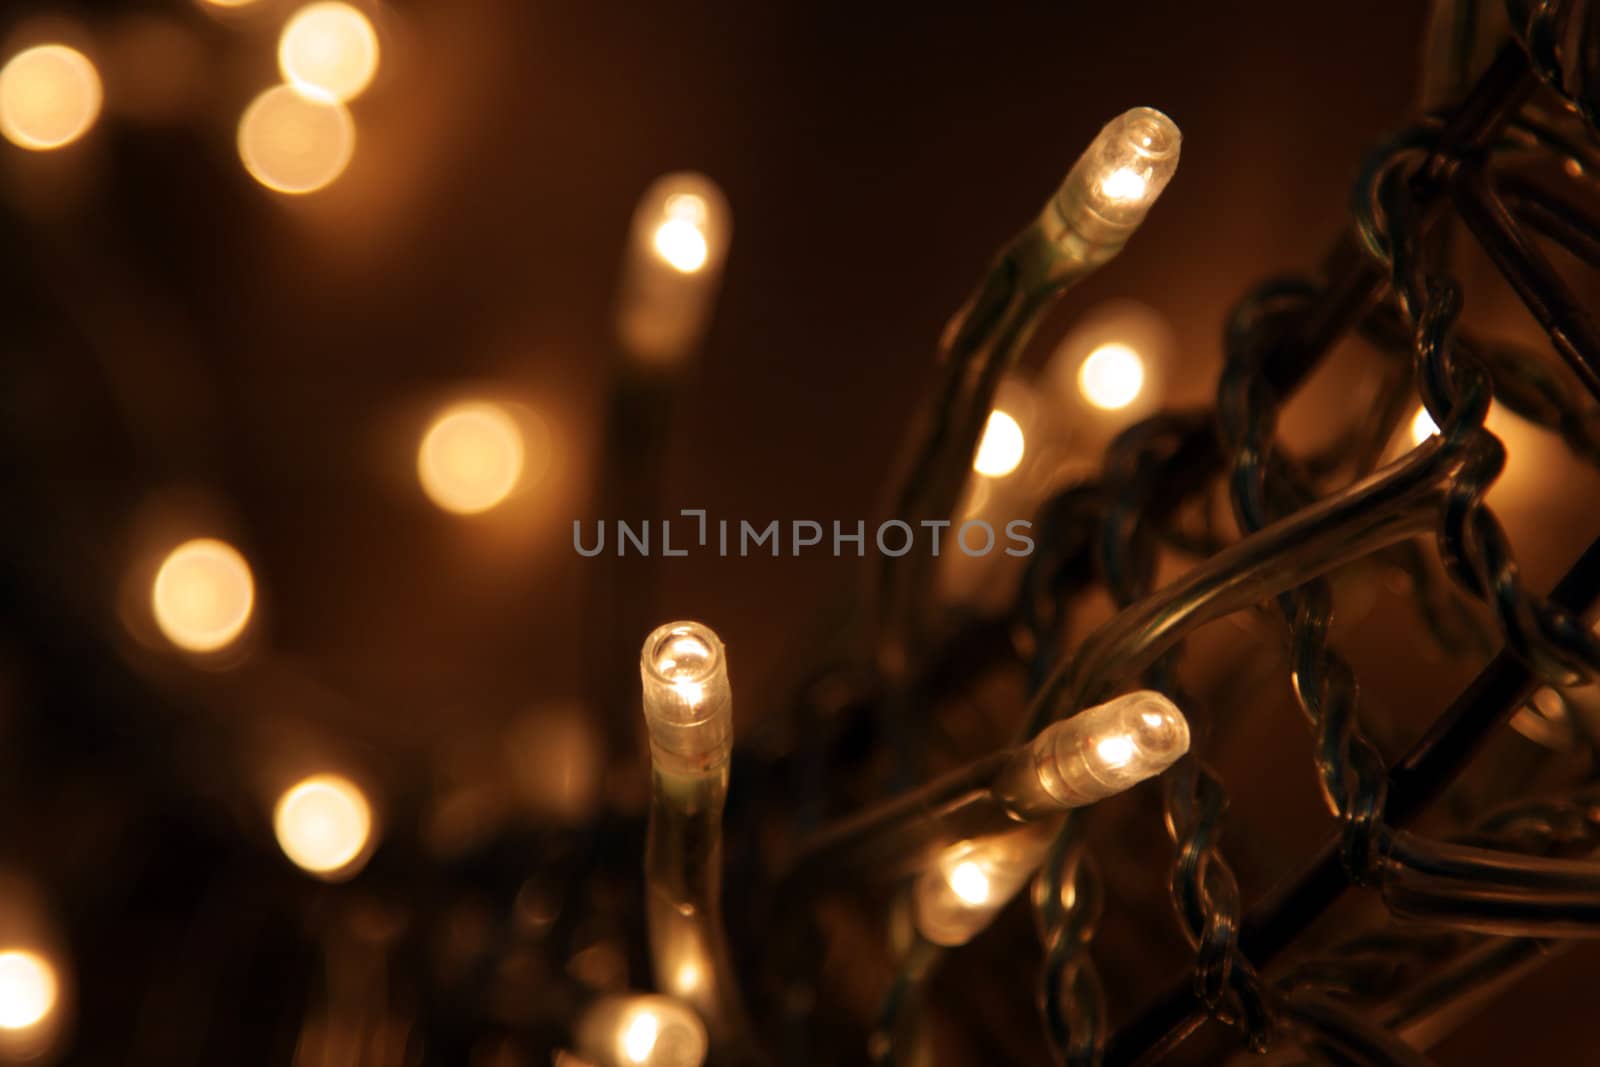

151,537,256,653
973,410,1026,477
0,44,101,151
912,823,1057,947
1410,406,1439,445
1046,107,1180,252
1029,690,1190,809
616,173,731,365
237,83,354,195
575,994,708,1067
417,401,526,515
0,950,55,1031
273,773,374,879
1077,341,1146,410
640,621,732,775
278,2,380,104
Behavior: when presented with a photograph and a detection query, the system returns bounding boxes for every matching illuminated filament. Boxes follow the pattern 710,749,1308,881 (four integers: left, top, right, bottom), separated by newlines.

1078,342,1146,411
274,774,374,879
0,44,101,151
973,410,1026,478
1050,106,1181,249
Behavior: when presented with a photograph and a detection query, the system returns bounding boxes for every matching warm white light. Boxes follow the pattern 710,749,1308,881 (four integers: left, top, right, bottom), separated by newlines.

0,44,101,151
1078,342,1146,411
622,1009,660,1063
237,84,354,195
1410,406,1439,445
1094,734,1136,769
973,410,1025,477
948,861,991,906
152,538,256,653
0,950,55,1031
274,774,373,878
1099,167,1148,202
417,401,526,515
653,218,708,274
278,2,380,103
1032,690,1191,809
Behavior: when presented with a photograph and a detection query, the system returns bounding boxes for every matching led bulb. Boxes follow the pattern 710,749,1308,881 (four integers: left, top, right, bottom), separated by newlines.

1047,107,1180,251
0,950,56,1032
1030,690,1189,809
574,994,708,1067
616,173,731,365
912,823,1057,947
0,44,101,151
640,621,732,775
273,773,375,880
973,409,1026,477
1077,342,1146,411
1410,406,1439,445
278,2,380,103
151,537,256,654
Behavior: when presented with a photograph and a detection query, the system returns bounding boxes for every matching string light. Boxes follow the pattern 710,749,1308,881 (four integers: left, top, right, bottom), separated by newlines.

973,410,1026,478
0,44,101,151
278,2,380,104
573,994,708,1067
1044,107,1180,255
1077,341,1146,411
912,823,1056,947
0,950,55,1032
417,400,526,515
640,621,732,775
237,83,354,195
1411,405,1439,445
273,774,374,880
615,173,731,365
151,537,256,654
1020,690,1190,810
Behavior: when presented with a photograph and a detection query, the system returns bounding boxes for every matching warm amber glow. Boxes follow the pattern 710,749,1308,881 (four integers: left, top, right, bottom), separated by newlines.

0,45,101,151
948,860,991,906
621,1009,661,1063
417,401,526,515
237,84,354,194
1410,406,1439,445
152,538,255,653
0,950,56,1032
973,410,1025,477
652,219,708,273
1094,734,1136,769
274,774,373,877
1078,342,1146,410
278,2,380,103
1098,166,1148,203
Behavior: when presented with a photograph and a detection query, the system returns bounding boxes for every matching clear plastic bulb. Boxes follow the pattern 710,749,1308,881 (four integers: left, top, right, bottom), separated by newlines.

912,822,1057,947
1030,690,1190,808
1045,107,1180,252
640,621,732,776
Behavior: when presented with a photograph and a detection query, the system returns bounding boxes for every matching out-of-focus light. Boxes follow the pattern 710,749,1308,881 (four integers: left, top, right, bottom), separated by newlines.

621,1010,660,1063
653,217,708,274
947,860,991,906
616,174,731,365
274,774,373,879
417,401,526,515
237,83,354,195
152,538,255,653
973,410,1025,477
0,950,56,1032
1078,342,1146,410
278,2,380,103
1411,406,1439,445
0,45,101,151
575,994,707,1067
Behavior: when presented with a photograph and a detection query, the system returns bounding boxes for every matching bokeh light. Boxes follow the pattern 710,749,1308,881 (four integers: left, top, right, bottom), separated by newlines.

418,401,526,515
0,950,56,1032
1410,405,1439,445
237,84,354,195
274,774,374,878
1077,342,1146,410
973,410,1025,478
947,861,990,906
152,538,256,653
278,2,380,103
0,44,101,151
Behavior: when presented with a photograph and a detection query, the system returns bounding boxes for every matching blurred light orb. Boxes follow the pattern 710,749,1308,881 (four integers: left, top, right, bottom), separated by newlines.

948,861,990,906
237,84,354,195
0,44,101,151
152,538,256,653
0,950,56,1032
278,2,380,103
274,774,373,878
418,402,526,515
1077,342,1145,411
973,410,1025,478
1411,406,1439,445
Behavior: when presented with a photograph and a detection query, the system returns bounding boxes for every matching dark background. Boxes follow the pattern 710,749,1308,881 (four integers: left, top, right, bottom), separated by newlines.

1,0,1599,1063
